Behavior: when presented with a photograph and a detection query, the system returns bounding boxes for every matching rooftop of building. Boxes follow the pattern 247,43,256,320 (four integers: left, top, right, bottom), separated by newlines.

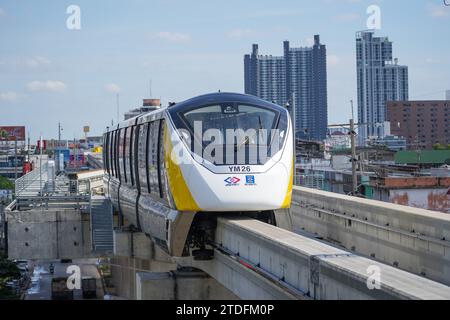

395,150,450,165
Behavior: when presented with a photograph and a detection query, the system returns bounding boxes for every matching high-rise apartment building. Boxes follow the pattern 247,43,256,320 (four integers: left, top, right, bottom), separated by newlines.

356,31,409,145
244,35,328,141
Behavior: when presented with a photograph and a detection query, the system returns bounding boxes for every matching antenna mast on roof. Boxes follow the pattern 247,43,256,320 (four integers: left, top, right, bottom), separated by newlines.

149,79,152,97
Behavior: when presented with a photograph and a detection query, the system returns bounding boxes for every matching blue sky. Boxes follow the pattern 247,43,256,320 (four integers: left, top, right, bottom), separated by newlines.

0,0,449,141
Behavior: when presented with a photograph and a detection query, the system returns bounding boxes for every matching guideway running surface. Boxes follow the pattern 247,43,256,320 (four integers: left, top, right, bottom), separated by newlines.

188,217,450,300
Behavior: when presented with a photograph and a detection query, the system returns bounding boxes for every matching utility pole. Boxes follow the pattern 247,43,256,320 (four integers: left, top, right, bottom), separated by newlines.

350,100,358,196
58,122,62,144
149,79,152,97
329,101,360,197
350,118,358,195
27,134,30,162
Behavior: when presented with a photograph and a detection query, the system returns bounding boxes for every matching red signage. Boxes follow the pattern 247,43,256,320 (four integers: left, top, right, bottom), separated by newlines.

0,126,26,141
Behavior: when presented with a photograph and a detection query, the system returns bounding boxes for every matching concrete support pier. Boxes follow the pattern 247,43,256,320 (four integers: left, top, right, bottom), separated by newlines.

111,228,238,300
136,268,238,300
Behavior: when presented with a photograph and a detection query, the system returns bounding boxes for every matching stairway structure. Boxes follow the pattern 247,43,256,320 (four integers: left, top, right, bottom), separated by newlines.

90,196,113,254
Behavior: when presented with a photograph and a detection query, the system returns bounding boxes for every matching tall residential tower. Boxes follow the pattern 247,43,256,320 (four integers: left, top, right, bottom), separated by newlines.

356,31,409,145
244,35,328,141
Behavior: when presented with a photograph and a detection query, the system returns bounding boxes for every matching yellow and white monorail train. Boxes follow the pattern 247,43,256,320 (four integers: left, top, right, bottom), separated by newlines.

103,92,293,259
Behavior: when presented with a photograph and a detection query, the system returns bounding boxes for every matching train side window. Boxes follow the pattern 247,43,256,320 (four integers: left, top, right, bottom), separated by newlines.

115,129,121,180
103,133,109,175
133,125,140,189
118,128,125,182
102,133,105,172
110,131,116,177
122,127,128,184
148,121,160,196
138,123,149,193
114,130,118,178
157,119,167,201
106,133,111,175
129,126,135,186
145,122,152,194
107,133,111,175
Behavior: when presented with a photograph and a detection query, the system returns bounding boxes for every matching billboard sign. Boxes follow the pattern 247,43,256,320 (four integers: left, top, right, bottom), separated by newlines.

0,126,26,141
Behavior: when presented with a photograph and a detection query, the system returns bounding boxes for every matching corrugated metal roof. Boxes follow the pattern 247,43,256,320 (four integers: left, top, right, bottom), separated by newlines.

395,150,450,164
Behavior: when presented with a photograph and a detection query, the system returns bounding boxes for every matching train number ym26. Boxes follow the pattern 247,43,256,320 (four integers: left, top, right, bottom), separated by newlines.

229,166,251,173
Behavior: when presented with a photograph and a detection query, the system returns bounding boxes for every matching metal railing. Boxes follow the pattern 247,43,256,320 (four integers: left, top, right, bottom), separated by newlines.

294,174,325,190
15,161,50,198
13,159,92,210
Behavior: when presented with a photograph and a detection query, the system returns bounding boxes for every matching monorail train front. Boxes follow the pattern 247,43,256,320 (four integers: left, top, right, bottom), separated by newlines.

106,92,293,260
165,93,293,214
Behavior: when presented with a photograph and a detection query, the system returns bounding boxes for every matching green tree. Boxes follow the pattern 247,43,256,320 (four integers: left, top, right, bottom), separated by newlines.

433,143,446,151
0,253,21,300
0,129,8,140
0,175,14,190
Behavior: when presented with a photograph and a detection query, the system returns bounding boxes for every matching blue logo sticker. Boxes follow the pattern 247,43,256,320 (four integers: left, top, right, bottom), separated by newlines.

245,175,256,186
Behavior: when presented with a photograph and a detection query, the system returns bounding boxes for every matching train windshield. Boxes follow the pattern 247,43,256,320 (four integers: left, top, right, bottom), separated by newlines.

173,103,288,165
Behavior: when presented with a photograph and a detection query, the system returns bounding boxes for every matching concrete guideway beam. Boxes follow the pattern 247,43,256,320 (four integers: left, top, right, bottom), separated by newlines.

291,186,450,286
177,250,299,300
187,217,450,300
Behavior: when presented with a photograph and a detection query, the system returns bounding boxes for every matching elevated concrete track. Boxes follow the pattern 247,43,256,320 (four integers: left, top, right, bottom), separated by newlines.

290,186,450,286
178,217,450,300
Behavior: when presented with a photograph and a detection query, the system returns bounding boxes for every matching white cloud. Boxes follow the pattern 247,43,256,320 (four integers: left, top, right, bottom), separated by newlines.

336,13,360,21
322,0,361,3
226,28,255,39
305,37,315,46
104,83,121,94
0,56,52,72
26,80,67,92
428,4,449,18
327,55,341,67
24,56,51,68
0,91,19,102
0,8,5,17
249,9,301,18
152,31,191,43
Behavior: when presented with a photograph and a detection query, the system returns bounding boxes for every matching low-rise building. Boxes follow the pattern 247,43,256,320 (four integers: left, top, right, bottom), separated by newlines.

124,99,161,120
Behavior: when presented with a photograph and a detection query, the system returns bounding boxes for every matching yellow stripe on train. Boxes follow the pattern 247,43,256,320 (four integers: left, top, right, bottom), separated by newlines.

164,122,201,212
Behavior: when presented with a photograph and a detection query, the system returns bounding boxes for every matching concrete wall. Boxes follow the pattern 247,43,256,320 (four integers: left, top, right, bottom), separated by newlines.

291,186,450,286
111,229,177,299
389,188,449,213
7,208,94,260
136,270,239,300
110,256,152,299
110,230,237,300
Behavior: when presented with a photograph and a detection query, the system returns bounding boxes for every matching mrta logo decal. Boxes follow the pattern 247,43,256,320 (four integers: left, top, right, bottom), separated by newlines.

224,177,240,186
